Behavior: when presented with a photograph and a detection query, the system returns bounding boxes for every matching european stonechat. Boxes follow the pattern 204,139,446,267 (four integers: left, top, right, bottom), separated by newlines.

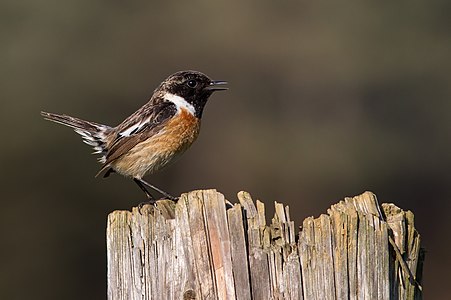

41,70,227,202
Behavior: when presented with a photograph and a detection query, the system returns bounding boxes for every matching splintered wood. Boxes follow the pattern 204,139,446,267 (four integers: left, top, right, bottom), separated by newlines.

107,190,424,300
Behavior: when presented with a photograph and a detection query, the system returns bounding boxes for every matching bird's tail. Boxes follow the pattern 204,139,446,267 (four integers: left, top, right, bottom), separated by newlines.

41,111,112,163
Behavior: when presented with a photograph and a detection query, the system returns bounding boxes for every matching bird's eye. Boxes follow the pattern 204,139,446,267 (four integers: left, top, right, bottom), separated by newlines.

186,79,198,88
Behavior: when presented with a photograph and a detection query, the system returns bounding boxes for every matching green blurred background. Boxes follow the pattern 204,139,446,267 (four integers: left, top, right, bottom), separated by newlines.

2,1,450,299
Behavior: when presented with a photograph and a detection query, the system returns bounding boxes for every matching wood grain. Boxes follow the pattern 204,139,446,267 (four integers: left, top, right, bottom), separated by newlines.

107,190,423,299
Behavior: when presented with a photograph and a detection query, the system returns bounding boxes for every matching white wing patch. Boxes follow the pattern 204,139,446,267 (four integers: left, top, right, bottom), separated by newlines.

118,93,194,138
164,93,195,115
118,117,151,137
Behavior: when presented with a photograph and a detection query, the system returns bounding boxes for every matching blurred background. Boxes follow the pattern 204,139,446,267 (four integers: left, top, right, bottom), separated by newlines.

1,0,450,299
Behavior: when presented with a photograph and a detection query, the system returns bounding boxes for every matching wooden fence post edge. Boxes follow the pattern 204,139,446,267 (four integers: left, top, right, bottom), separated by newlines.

107,189,424,300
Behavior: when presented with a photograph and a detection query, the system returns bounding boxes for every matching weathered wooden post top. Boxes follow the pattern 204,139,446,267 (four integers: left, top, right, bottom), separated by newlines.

107,190,424,300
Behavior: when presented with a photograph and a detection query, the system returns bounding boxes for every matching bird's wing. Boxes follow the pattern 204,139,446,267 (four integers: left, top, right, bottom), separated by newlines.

97,101,177,176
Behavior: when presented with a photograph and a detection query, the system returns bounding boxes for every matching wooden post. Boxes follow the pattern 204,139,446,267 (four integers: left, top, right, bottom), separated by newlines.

107,190,424,300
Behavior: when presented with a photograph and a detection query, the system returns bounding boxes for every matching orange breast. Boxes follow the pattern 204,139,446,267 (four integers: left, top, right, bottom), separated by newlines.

112,108,201,178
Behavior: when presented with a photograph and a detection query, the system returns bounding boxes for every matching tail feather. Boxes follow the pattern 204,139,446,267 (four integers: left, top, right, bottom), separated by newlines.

41,111,112,163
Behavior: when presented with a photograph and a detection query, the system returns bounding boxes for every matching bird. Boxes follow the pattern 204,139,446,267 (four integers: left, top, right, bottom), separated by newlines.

41,70,227,202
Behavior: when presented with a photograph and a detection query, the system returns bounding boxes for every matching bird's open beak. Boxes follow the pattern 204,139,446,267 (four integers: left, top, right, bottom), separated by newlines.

204,80,228,91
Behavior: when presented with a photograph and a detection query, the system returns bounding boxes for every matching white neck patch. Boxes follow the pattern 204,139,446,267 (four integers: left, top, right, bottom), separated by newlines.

164,93,195,115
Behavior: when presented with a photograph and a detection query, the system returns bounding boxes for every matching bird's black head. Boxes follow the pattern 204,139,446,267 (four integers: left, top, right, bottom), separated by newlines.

156,70,227,118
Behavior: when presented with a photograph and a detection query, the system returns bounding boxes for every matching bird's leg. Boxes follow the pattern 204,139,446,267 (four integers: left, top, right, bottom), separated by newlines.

134,178,156,204
136,178,179,201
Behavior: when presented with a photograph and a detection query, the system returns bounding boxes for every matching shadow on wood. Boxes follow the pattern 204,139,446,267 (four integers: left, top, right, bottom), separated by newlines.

107,190,424,300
